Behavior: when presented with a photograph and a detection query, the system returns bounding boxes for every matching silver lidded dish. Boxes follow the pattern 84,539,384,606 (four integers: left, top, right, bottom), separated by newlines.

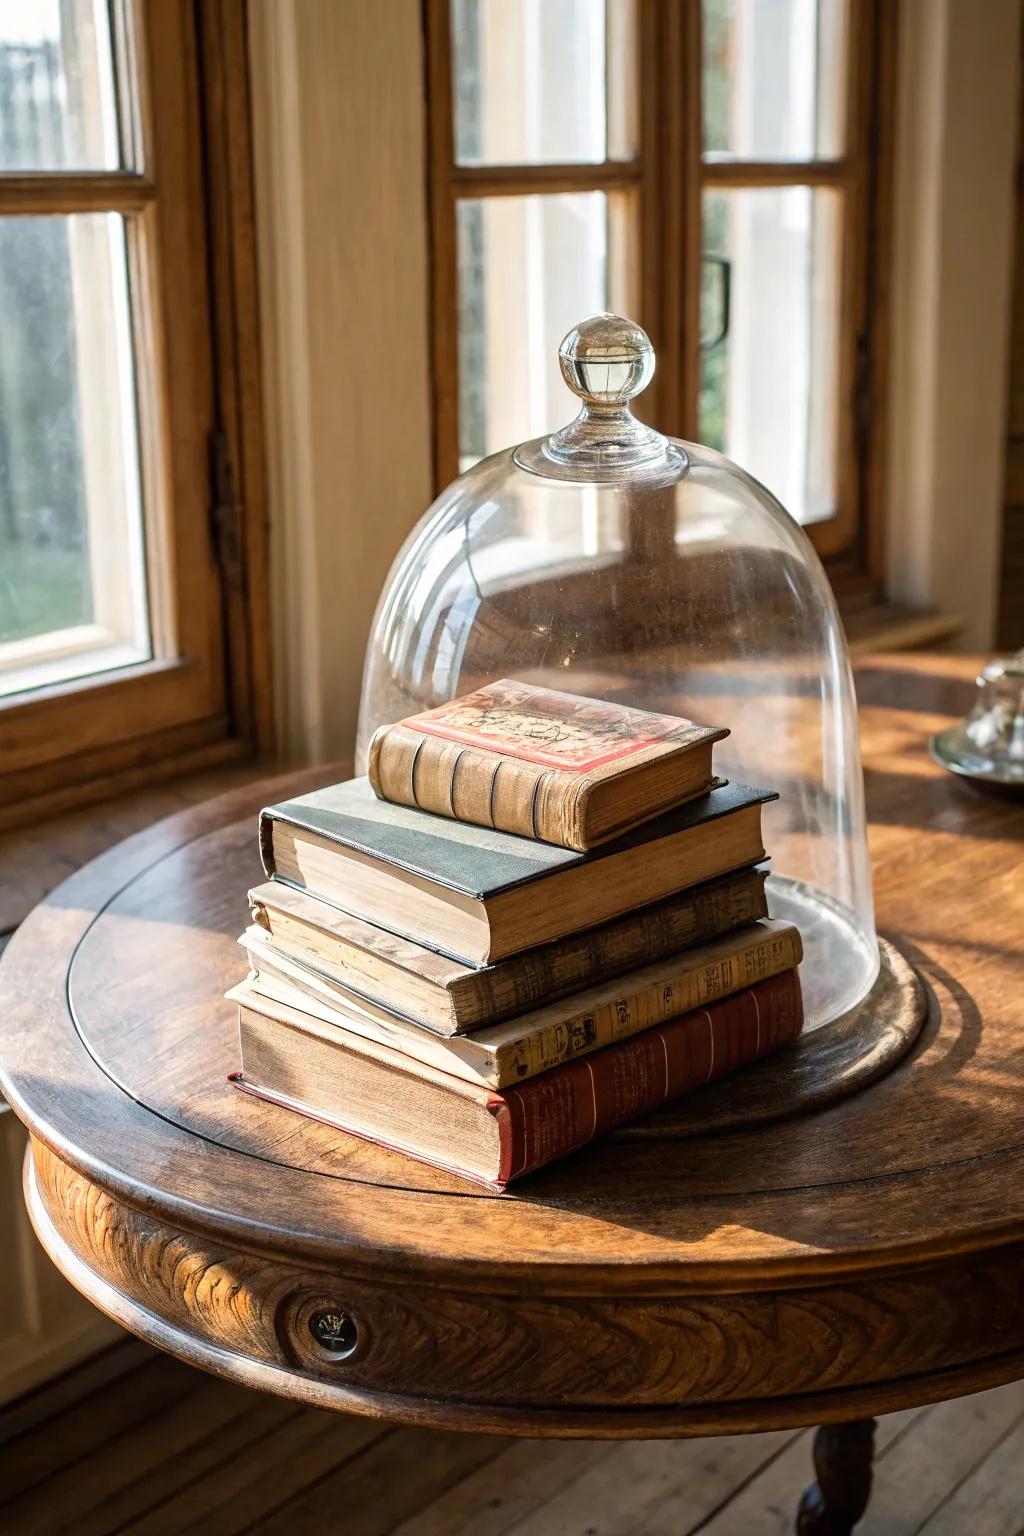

931,650,1024,794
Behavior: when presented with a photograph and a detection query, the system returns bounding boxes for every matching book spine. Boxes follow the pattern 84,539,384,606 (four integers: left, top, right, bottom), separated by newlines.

454,868,768,1029
257,811,276,879
492,969,803,1187
494,925,801,1082
368,723,586,847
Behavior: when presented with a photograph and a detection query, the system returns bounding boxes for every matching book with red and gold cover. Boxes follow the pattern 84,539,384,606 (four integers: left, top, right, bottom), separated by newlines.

229,968,803,1190
367,679,728,850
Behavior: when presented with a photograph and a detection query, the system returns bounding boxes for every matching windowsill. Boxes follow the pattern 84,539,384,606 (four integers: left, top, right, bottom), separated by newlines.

841,602,965,655
0,755,285,939
0,627,149,700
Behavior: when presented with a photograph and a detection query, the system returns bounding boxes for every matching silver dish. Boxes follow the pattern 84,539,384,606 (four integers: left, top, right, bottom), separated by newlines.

930,650,1024,794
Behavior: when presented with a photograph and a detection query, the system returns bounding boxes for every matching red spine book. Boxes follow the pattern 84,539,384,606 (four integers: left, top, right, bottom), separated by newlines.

489,968,803,1187
232,968,803,1191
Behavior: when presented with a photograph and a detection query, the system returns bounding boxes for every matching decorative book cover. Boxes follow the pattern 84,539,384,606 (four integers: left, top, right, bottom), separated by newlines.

400,679,714,771
495,967,804,1185
367,679,728,849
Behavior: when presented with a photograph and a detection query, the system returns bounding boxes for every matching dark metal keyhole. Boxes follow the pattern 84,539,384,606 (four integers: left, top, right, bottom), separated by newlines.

309,1307,359,1358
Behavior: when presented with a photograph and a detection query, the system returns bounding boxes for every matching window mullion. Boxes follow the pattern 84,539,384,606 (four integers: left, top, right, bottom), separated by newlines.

450,162,641,197
425,0,460,491
0,173,155,215
679,0,703,442
701,160,853,189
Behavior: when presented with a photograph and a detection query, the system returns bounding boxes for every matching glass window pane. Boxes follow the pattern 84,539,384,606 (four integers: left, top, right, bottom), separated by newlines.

457,191,636,466
699,186,840,525
0,213,149,697
703,0,845,160
452,0,637,166
0,0,121,170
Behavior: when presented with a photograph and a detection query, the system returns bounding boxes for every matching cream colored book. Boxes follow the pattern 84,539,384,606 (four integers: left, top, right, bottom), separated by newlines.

236,919,802,1090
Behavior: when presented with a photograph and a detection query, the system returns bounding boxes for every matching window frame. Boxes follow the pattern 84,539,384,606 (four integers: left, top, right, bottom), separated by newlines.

0,0,270,826
424,0,895,595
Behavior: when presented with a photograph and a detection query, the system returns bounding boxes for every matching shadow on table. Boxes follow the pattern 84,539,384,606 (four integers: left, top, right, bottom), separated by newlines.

508,932,1015,1259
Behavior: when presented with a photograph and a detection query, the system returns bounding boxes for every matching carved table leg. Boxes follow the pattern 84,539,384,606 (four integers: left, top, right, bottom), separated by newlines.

796,1419,877,1535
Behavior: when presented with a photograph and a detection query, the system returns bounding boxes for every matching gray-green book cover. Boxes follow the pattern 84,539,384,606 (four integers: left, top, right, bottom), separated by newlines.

259,776,777,900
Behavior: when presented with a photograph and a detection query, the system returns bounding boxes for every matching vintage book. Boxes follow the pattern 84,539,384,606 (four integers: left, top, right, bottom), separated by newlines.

259,777,777,966
246,865,772,1034
229,968,804,1190
237,919,802,1089
367,679,728,850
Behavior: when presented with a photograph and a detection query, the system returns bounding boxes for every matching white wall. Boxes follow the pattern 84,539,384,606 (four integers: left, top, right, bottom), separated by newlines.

250,0,434,762
886,0,1021,649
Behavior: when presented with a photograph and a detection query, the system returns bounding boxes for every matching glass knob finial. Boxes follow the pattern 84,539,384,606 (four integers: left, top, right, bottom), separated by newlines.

515,312,683,483
558,313,656,406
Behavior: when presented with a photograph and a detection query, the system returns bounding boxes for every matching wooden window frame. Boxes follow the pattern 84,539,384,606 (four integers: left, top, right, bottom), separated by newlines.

0,0,270,829
424,0,895,598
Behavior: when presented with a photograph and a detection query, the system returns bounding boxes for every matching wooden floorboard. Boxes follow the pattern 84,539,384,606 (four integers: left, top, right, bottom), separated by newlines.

0,1352,194,1508
249,1427,517,1536
690,1405,922,1536
914,1408,1024,1536
2,1345,1024,1536
484,1430,798,1536
0,1337,148,1448
131,1412,386,1536
863,1382,1024,1535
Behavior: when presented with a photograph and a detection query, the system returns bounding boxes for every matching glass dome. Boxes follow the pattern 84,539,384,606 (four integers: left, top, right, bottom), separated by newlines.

357,314,878,1031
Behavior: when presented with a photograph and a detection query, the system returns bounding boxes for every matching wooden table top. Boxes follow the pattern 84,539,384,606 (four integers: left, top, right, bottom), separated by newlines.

2,652,1023,1436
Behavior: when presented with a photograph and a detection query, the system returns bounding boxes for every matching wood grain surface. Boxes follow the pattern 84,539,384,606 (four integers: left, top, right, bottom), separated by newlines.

1,654,1023,1434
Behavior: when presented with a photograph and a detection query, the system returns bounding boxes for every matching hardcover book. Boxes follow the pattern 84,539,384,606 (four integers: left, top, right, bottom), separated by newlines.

258,776,777,965
237,918,802,1089
246,865,771,1034
230,968,804,1190
367,679,728,850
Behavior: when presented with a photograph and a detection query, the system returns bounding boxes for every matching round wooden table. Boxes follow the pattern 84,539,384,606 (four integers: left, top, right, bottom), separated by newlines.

2,655,1022,1536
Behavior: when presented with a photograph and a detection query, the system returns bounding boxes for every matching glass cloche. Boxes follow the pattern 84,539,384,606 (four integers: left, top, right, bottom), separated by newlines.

357,315,878,1031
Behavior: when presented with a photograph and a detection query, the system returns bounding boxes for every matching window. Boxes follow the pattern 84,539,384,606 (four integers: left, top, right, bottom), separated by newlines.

426,0,891,580
0,0,267,818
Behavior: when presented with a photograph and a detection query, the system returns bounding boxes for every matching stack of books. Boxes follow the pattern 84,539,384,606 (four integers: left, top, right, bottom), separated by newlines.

228,680,804,1190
